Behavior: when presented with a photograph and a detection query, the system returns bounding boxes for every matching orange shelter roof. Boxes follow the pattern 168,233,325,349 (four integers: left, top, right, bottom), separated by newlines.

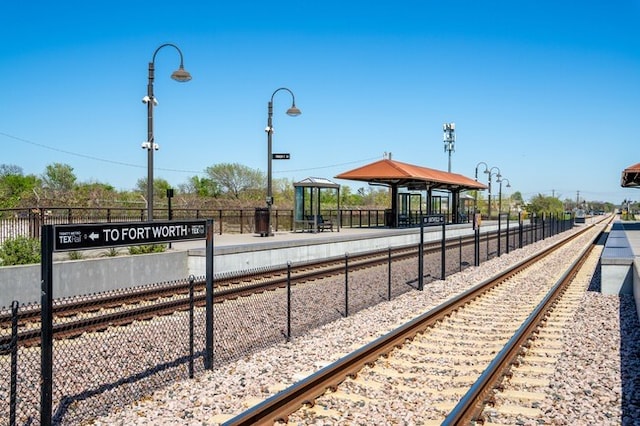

621,163,640,188
335,159,488,191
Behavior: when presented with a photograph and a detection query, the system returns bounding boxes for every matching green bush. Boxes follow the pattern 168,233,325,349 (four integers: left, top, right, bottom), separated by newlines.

128,244,167,255
0,236,41,266
67,251,84,260
101,247,120,257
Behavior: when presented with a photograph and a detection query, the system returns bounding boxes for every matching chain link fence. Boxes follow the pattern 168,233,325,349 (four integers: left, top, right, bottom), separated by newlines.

1,217,572,425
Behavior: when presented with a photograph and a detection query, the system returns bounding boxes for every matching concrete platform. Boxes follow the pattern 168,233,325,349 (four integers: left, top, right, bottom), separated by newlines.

600,220,640,320
183,223,482,275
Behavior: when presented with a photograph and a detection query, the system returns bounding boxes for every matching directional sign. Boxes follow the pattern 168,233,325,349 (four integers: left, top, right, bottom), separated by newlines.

53,220,207,252
422,214,445,226
272,153,290,160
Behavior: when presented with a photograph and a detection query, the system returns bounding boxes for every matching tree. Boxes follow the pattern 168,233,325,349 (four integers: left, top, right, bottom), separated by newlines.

525,194,564,217
74,181,117,207
179,175,220,198
136,177,172,201
0,164,23,177
42,163,76,192
511,191,524,207
0,168,39,209
205,163,264,200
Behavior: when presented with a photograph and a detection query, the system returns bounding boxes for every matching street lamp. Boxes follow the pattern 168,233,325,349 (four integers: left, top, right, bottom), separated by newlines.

443,123,455,172
265,87,301,236
474,161,489,218
498,177,511,215
487,166,501,220
143,43,191,221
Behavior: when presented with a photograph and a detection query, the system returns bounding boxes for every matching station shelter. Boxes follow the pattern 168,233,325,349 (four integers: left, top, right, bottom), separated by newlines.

621,163,640,188
335,158,487,227
293,177,341,232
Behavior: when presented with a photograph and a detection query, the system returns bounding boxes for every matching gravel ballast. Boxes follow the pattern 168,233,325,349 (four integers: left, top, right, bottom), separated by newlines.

90,225,640,425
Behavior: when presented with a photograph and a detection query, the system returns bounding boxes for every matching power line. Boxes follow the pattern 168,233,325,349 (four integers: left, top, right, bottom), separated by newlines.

273,156,380,174
1,130,379,176
0,131,204,174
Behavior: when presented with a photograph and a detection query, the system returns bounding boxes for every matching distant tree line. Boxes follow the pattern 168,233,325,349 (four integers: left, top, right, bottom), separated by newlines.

0,162,622,215
0,162,390,211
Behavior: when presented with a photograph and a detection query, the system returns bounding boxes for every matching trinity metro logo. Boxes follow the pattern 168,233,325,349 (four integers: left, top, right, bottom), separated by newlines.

53,220,207,251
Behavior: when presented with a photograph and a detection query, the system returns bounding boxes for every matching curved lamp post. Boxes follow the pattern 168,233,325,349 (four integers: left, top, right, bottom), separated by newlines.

487,166,501,220
474,162,489,218
498,177,511,215
143,43,191,221
264,87,301,236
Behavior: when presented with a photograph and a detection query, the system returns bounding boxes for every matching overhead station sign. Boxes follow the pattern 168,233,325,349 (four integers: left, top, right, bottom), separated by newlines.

53,220,207,251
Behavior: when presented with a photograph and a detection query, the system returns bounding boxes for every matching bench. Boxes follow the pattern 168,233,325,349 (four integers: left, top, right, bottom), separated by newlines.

306,215,334,232
398,214,410,227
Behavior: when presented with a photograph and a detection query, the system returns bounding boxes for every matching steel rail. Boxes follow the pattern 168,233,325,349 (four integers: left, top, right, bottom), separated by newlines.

221,222,597,426
442,226,598,424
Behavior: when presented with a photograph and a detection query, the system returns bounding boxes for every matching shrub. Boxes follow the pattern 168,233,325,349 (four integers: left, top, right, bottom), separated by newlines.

0,236,41,266
67,251,84,260
101,247,120,257
128,244,167,255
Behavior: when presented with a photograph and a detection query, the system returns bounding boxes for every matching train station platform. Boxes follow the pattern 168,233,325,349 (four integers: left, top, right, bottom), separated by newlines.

600,220,640,319
180,220,519,276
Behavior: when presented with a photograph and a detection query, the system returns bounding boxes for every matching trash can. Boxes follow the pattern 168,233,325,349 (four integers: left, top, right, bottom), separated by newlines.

385,209,393,227
255,208,270,236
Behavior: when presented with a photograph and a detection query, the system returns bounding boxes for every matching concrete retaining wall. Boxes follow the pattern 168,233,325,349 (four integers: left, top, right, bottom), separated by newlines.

0,251,188,308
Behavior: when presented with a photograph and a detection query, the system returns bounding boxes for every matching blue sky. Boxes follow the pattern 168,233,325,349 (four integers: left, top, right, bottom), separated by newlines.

1,1,639,204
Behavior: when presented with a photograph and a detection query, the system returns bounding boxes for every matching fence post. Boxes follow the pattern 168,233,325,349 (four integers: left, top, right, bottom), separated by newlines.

41,225,54,426
440,221,446,280
418,224,424,291
344,253,349,317
518,212,523,249
497,213,502,257
486,229,490,261
286,262,292,341
506,213,510,254
387,247,392,301
0,300,20,426
188,275,195,379
474,227,480,267
204,219,214,370
459,235,462,272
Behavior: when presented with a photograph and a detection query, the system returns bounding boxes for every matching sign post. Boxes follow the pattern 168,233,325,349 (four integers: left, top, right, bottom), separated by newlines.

40,220,209,425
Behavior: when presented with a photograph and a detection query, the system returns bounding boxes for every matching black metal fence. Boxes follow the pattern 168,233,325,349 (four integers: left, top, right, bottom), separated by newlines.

0,216,573,425
0,207,480,245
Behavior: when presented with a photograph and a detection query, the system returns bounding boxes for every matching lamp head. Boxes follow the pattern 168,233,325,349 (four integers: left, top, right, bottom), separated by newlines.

286,104,301,117
171,65,192,82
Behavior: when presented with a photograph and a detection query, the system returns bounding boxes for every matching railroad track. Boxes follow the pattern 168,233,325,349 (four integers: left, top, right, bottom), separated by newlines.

0,222,565,350
0,241,442,348
220,221,604,425
1,230,503,330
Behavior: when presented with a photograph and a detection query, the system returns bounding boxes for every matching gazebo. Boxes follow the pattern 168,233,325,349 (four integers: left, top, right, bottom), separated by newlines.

293,177,341,232
336,158,487,227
